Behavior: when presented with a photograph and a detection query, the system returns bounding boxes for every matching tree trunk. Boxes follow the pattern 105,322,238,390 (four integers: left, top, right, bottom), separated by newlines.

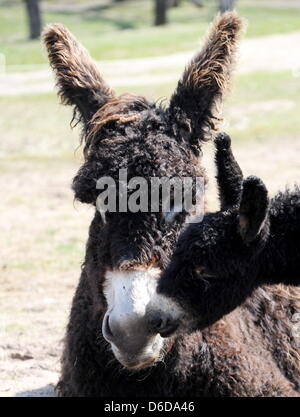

24,0,42,39
168,0,181,6
219,0,235,13
190,0,203,7
154,0,167,26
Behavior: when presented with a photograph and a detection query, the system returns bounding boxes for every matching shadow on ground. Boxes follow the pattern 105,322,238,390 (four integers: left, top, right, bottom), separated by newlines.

16,384,57,397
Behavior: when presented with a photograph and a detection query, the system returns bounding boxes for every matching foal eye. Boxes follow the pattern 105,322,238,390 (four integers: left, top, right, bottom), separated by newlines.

194,266,206,275
194,266,217,279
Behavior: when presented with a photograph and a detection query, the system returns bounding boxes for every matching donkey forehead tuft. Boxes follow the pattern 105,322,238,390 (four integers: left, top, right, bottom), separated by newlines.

81,94,190,163
83,94,165,149
89,94,156,132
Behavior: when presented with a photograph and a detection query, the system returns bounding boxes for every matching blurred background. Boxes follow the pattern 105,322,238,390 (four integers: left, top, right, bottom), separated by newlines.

1,0,300,397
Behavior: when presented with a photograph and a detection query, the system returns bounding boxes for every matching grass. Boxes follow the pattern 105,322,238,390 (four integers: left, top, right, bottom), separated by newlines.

226,71,300,142
1,70,299,161
0,93,80,158
1,0,300,66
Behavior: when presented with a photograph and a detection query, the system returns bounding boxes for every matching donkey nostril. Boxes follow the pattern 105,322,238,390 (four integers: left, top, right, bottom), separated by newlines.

147,312,179,338
104,315,114,339
148,313,163,331
160,317,179,338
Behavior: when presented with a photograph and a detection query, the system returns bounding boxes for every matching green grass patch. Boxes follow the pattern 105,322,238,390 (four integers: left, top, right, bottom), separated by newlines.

1,1,300,66
226,71,300,142
0,92,81,158
1,70,299,159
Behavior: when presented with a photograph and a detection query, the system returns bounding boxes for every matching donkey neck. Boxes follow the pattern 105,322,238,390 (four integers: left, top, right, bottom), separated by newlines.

257,192,300,286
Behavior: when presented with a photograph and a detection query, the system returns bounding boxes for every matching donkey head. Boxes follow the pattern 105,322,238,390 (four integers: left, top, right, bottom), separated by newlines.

44,12,243,369
149,134,271,333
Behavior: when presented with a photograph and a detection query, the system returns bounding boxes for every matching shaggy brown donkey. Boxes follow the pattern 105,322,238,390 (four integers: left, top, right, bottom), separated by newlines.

153,133,300,332
44,13,299,396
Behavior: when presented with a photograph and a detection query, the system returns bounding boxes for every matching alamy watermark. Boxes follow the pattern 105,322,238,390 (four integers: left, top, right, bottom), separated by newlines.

96,169,205,224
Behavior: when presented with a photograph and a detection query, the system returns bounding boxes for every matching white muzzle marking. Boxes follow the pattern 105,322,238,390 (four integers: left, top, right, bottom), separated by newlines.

102,267,165,365
103,267,162,319
147,292,185,320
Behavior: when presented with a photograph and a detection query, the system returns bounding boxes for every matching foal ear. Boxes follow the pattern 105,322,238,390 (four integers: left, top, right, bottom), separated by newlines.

169,12,243,153
215,132,243,210
43,24,114,124
238,176,269,245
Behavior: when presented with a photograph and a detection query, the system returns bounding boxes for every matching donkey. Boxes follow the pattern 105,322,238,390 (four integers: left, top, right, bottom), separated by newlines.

151,132,300,334
44,13,299,396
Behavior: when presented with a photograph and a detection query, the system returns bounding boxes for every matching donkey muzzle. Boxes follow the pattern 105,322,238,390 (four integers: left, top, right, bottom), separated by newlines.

102,267,165,368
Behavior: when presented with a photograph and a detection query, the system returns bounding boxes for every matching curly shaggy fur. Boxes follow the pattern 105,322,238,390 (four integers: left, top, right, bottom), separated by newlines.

169,12,243,153
157,133,300,393
44,13,298,397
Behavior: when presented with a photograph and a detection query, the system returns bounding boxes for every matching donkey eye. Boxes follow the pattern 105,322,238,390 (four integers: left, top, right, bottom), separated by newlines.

194,266,217,279
195,266,206,275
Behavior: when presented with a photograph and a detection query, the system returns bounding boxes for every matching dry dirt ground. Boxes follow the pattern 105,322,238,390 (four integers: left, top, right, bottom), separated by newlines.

0,161,92,397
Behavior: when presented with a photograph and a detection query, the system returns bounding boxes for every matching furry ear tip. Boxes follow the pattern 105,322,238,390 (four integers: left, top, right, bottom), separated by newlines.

214,11,245,35
218,10,243,26
42,23,62,37
243,176,267,193
214,132,231,149
42,23,71,46
242,176,269,208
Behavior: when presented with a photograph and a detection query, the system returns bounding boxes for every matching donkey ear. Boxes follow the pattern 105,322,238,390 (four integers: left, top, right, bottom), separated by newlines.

169,12,243,153
43,24,115,125
238,176,269,245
